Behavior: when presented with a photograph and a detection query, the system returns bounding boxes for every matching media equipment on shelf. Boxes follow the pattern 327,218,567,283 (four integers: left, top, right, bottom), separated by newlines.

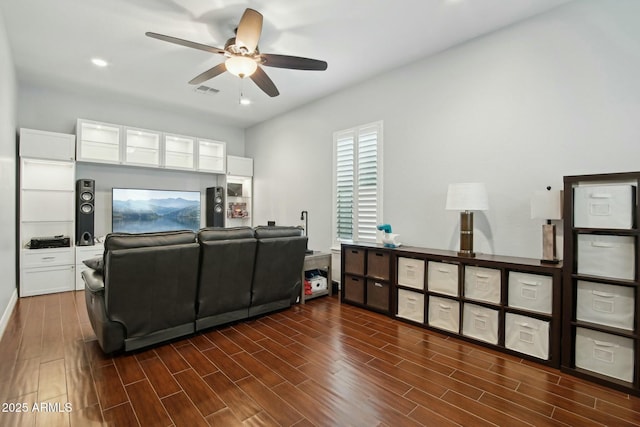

29,235,71,249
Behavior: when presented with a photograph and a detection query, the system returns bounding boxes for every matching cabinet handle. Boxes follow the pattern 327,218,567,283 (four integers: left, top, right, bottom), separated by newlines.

591,242,615,248
42,256,56,261
437,268,450,273
374,282,383,287
520,280,540,286
351,250,359,254
592,290,615,298
375,253,384,257
593,340,616,347
590,193,612,199
476,273,490,278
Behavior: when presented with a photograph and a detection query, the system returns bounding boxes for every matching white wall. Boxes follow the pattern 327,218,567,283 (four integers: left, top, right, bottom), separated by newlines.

245,0,640,259
0,8,17,332
17,82,246,156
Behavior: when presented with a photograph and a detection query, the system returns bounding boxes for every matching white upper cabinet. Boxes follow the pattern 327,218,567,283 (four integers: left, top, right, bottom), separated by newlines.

20,128,75,161
227,155,253,177
124,127,161,167
164,134,195,170
197,139,226,173
76,119,122,164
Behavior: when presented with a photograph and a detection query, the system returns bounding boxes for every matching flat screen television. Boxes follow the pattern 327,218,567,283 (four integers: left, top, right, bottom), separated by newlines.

112,188,201,233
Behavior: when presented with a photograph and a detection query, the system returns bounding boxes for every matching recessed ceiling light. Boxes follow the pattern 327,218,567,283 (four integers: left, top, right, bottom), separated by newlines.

91,58,108,67
240,97,251,106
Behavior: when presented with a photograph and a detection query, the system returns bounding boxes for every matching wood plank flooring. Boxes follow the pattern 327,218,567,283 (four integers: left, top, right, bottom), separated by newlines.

1,291,639,426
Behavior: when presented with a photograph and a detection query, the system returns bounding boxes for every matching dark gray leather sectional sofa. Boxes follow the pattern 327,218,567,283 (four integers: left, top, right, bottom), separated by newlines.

83,226,307,353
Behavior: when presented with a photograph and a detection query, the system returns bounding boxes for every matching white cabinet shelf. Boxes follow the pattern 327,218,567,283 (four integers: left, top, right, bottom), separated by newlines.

76,119,121,164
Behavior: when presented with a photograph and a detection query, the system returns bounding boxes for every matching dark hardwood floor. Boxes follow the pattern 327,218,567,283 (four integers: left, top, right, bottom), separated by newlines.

1,291,639,426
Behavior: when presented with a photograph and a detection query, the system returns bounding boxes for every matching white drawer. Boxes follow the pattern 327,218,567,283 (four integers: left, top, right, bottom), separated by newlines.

577,235,635,280
575,328,634,383
462,303,499,345
397,289,424,323
428,296,459,333
397,257,425,290
21,264,75,297
464,266,501,304
505,313,550,360
577,281,635,330
76,244,104,263
508,272,553,314
574,185,635,229
22,248,74,268
427,261,459,296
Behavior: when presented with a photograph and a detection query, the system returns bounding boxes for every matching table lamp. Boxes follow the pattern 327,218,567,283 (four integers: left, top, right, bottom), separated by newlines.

446,183,489,257
531,187,563,264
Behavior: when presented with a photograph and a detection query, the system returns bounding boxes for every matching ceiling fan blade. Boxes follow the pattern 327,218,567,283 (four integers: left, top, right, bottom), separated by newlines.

189,63,227,85
260,53,328,71
250,66,279,97
146,32,225,55
235,8,263,53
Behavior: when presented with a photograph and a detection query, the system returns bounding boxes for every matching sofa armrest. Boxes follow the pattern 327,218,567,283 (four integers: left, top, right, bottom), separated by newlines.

82,269,105,294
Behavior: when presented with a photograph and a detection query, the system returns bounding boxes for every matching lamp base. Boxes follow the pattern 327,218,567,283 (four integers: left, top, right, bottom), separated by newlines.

540,223,559,264
458,211,475,257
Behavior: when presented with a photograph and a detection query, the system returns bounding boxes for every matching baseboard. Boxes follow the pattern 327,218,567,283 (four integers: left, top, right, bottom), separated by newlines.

0,288,18,341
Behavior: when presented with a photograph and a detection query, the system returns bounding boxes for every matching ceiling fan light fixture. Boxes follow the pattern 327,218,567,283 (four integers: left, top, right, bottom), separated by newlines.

225,56,257,78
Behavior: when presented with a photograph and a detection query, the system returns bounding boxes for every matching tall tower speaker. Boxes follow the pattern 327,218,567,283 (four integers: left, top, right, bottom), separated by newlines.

76,179,95,246
206,187,225,227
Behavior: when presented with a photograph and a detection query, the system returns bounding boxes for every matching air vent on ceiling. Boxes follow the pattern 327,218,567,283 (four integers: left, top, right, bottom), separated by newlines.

193,85,220,95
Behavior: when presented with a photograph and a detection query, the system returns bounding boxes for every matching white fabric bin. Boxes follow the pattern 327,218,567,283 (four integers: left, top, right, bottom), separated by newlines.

576,281,635,330
508,272,553,314
462,303,498,345
428,296,460,333
427,261,459,296
574,185,635,229
575,328,634,383
398,257,425,290
577,235,635,280
397,289,424,323
505,313,550,360
464,266,501,304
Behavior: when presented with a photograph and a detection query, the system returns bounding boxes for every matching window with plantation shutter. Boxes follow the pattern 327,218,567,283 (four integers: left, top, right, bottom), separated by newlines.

333,122,383,244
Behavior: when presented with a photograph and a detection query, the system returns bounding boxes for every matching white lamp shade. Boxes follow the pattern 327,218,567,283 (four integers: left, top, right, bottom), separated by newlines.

225,56,258,77
446,183,489,211
531,190,563,220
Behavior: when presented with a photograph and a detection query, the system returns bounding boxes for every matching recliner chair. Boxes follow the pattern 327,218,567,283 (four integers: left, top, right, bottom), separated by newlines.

196,227,257,330
83,230,200,353
250,226,307,316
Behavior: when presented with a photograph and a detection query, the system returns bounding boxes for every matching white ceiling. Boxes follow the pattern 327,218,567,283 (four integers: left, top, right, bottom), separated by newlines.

1,0,571,128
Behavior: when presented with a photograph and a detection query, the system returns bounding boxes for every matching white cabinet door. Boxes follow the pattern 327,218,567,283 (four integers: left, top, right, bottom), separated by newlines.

227,155,253,176
124,127,161,167
19,128,75,161
76,119,122,164
197,139,226,173
21,264,75,297
164,134,195,170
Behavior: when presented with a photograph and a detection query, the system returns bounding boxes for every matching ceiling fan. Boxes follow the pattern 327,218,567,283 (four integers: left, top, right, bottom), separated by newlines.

146,8,328,98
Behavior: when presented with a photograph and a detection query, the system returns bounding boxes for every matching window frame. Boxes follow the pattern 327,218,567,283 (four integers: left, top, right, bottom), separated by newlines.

332,121,384,246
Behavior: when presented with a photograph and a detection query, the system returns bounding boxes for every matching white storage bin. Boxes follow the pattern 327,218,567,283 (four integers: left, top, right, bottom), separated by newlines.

397,257,425,290
462,303,498,345
428,296,460,333
577,235,635,280
427,261,459,296
464,266,501,304
575,328,634,383
574,185,635,229
397,289,425,323
576,281,635,330
505,313,550,360
508,272,553,314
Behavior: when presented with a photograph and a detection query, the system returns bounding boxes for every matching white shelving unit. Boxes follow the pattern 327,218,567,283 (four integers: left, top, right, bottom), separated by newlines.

164,134,195,170
198,138,226,173
124,127,161,167
19,129,76,297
